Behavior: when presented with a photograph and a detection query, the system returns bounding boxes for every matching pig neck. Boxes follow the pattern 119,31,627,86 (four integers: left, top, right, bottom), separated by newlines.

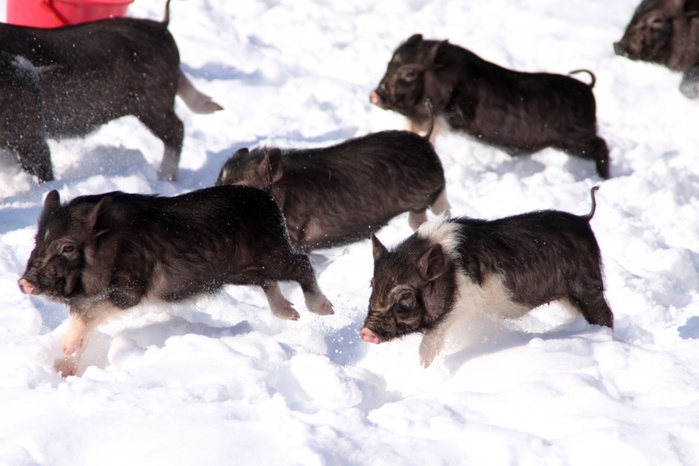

420,262,458,331
668,17,699,71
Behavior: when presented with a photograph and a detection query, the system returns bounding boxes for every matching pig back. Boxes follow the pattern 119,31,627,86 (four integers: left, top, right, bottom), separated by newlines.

0,19,180,138
277,130,446,250
88,186,292,302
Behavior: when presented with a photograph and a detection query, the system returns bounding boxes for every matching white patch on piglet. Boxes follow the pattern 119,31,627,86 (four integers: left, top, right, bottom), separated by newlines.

415,219,529,367
419,273,528,367
416,217,462,260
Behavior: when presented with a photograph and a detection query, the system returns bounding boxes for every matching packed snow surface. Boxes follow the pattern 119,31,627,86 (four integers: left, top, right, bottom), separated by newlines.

1,0,699,465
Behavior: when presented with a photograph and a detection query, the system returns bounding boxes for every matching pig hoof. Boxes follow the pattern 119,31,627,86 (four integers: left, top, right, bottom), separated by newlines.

202,100,224,112
306,293,334,316
271,299,301,321
419,347,439,368
54,356,78,377
62,334,85,357
62,341,80,356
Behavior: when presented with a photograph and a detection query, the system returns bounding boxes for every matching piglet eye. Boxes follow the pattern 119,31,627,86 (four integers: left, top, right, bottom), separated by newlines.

400,69,419,82
61,244,75,255
399,290,413,302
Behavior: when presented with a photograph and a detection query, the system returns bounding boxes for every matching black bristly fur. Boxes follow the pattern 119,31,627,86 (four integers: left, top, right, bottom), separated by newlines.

0,0,208,181
216,130,449,251
21,186,324,310
20,185,333,376
371,34,610,179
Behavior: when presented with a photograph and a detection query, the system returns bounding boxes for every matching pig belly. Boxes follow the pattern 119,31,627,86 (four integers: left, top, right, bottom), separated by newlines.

451,273,530,321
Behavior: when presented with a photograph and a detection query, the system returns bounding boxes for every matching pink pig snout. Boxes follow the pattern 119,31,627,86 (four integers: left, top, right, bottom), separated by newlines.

18,278,36,295
359,327,381,344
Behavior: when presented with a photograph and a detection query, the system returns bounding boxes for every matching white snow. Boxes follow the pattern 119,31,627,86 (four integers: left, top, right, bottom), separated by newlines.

1,0,699,464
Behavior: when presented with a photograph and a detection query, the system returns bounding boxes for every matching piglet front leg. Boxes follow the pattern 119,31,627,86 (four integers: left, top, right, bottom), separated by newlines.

418,324,449,368
55,313,89,377
55,302,115,377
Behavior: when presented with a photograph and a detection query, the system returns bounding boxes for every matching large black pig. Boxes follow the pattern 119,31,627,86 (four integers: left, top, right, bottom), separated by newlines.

360,187,613,367
215,129,451,251
614,0,699,98
370,34,610,179
0,0,222,183
18,186,333,376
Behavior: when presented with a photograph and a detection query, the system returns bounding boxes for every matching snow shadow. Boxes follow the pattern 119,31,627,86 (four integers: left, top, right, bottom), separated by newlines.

81,316,254,374
442,315,601,374
678,316,699,339
177,139,265,190
59,145,152,182
0,203,42,234
324,322,367,366
31,296,68,332
180,63,266,85
115,316,254,350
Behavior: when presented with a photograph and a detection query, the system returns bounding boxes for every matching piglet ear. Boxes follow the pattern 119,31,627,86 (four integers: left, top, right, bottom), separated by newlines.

89,196,112,238
417,244,446,282
428,40,449,66
233,147,249,158
372,234,388,261
405,34,423,46
43,190,60,214
265,148,284,183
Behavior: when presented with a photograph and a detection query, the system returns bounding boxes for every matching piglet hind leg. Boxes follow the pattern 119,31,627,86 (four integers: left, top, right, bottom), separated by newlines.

283,252,334,316
559,137,610,180
262,281,300,320
568,285,614,330
430,189,452,218
303,287,334,316
408,210,428,230
16,138,54,183
139,109,184,181
255,240,333,316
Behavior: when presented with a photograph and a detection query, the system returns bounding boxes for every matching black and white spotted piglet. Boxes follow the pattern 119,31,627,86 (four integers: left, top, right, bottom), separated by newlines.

360,188,613,367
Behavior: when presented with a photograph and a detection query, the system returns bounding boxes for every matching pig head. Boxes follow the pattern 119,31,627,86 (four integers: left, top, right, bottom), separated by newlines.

360,234,457,366
370,34,455,127
614,0,699,97
18,190,116,304
216,148,281,194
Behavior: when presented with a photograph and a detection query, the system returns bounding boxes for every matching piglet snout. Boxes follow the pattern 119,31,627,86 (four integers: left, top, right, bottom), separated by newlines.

369,90,382,106
613,41,628,57
18,278,36,295
360,327,381,344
